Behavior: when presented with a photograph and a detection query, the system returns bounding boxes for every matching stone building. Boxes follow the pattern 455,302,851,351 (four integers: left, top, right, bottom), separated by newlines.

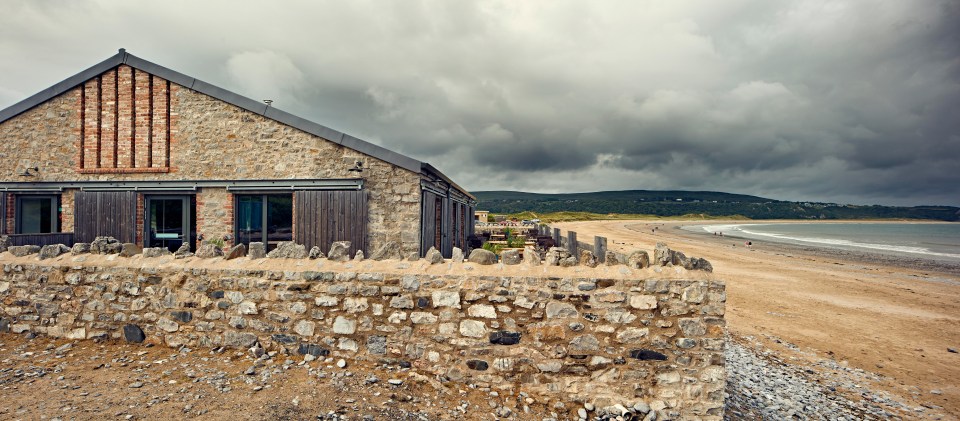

0,49,474,257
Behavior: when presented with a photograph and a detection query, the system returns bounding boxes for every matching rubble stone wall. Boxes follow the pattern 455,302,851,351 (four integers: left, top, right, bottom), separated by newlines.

0,259,725,419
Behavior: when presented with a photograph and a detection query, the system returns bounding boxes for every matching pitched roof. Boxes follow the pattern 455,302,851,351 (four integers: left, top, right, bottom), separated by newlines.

0,49,474,201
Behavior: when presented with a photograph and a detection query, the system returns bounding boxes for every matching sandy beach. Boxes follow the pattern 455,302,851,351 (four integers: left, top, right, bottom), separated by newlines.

553,220,960,419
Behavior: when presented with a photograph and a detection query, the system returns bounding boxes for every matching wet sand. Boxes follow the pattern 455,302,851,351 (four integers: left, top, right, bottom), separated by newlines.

553,220,960,418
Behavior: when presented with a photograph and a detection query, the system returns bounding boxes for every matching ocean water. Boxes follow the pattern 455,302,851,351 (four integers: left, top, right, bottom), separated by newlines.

685,222,960,262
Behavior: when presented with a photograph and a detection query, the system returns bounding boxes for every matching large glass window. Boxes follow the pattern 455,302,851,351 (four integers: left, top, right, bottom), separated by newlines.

16,195,59,234
235,194,292,250
145,195,195,253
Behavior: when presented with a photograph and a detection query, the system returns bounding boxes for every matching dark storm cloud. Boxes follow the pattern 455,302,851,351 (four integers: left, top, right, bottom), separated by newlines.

1,0,958,205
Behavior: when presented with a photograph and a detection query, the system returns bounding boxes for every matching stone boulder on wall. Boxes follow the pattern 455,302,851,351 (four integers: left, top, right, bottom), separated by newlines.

247,242,266,259
70,243,91,255
119,243,142,257
523,246,541,266
450,247,465,263
142,247,171,258
0,235,10,253
544,247,571,266
327,241,352,262
267,242,307,259
224,244,247,260
195,243,224,259
308,246,323,260
579,250,598,268
38,244,70,260
501,249,521,265
424,247,444,264
174,243,193,259
8,245,40,257
467,249,497,265
626,251,650,269
369,241,401,261
90,236,120,254
353,250,364,262
604,251,621,266
684,257,713,272
653,242,675,266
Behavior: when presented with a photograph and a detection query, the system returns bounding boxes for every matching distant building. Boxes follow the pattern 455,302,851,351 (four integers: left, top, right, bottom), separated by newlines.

475,210,489,222
0,49,475,257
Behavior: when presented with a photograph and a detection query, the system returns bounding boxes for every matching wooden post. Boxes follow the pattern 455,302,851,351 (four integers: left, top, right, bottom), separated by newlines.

568,231,577,256
595,236,607,262
553,228,561,248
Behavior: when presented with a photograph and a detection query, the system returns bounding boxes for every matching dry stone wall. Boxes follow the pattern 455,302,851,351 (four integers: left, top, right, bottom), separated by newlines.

0,256,725,419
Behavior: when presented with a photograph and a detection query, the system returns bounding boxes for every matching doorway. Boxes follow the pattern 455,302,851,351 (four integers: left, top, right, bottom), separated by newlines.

145,195,195,252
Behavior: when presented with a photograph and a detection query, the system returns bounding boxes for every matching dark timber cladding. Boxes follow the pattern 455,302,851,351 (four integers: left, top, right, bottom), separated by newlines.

74,191,137,243
294,190,368,257
420,181,472,258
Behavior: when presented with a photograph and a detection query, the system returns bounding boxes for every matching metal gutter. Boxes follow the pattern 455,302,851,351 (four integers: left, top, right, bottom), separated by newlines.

0,178,363,192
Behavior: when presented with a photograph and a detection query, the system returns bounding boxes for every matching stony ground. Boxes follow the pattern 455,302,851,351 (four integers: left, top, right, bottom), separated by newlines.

4,331,952,420
725,333,951,421
0,334,575,421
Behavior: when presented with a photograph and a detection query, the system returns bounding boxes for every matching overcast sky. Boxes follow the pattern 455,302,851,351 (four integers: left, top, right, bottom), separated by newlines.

1,1,958,206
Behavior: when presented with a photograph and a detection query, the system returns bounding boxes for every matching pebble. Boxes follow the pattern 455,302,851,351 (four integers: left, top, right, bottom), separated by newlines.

388,379,403,386
128,382,144,389
336,359,347,368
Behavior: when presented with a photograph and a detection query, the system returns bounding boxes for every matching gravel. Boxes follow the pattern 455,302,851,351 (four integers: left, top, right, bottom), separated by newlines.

725,334,946,420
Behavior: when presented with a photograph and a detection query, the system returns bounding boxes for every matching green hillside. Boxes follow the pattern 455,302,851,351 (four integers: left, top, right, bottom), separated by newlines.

472,190,960,221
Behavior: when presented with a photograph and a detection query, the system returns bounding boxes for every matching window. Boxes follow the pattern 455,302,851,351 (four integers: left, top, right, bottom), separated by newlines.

16,195,60,234
235,194,292,251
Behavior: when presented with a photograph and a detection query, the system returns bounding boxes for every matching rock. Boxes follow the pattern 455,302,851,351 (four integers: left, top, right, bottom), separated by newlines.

224,332,258,348
298,343,330,357
70,243,91,255
294,320,315,336
224,244,246,260
129,382,144,389
545,301,578,318
170,311,193,323
336,359,347,368
425,247,444,264
38,244,70,260
501,249,521,265
406,252,419,261
308,246,323,259
248,242,266,259
327,241,352,262
432,290,461,308
122,324,145,343
569,335,600,352
604,251,620,266
119,243,142,257
630,295,658,310
559,256,578,267
654,243,677,266
683,257,713,272
0,235,9,253
626,251,650,269
8,245,41,257
523,246,541,265
267,241,307,259
468,304,497,318
173,243,193,258
578,408,588,419
333,316,356,334
238,301,258,315
450,247,464,263
90,236,120,254
489,331,521,345
459,320,487,338
142,247,171,258
466,360,489,371
544,247,570,266
629,349,667,360
369,241,401,261
579,250,598,267
633,402,651,414
195,243,223,258
949,347,958,353
387,379,403,386
467,249,497,265
156,318,179,332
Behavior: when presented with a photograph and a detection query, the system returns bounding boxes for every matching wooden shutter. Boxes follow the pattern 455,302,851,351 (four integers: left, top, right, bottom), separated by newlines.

74,191,137,243
294,190,368,256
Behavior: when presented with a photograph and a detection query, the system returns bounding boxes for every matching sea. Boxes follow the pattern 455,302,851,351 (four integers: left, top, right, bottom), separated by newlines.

683,222,960,263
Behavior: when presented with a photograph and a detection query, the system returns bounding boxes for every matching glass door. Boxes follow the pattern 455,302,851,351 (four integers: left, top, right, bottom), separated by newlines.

145,195,192,252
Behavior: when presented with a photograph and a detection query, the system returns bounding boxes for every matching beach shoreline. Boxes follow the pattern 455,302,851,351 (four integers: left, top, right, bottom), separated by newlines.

553,219,960,419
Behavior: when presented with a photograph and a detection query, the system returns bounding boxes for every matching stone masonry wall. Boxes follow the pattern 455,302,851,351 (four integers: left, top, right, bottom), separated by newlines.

0,257,725,419
0,70,422,255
